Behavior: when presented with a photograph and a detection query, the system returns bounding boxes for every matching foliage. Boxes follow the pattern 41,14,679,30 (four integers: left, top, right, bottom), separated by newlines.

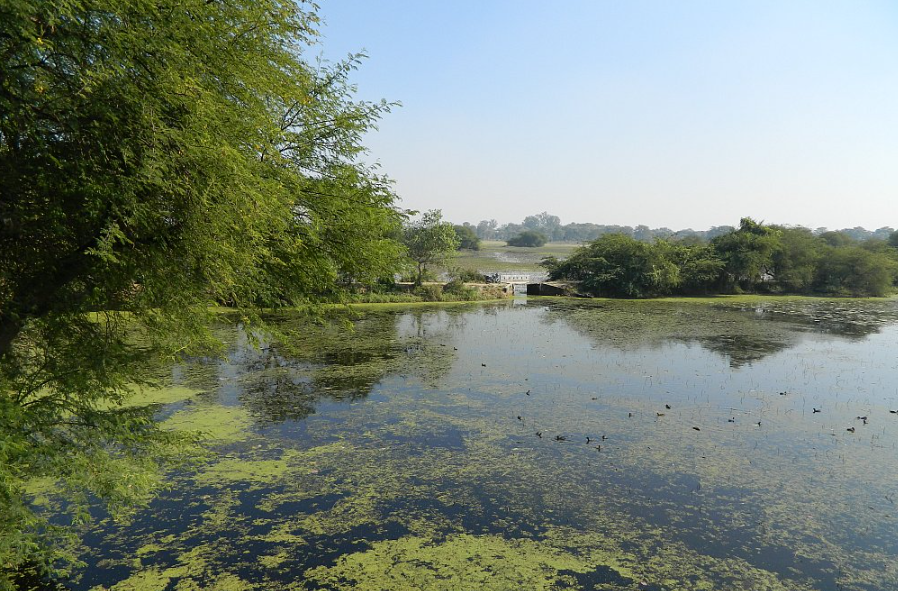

522,211,563,241
668,244,725,295
770,227,823,293
507,231,547,247
453,225,481,251
470,211,893,245
448,267,486,283
889,231,898,249
0,0,405,585
545,234,679,298
547,219,897,298
442,279,479,299
819,231,854,248
413,284,445,302
813,246,896,296
403,210,459,285
710,218,781,291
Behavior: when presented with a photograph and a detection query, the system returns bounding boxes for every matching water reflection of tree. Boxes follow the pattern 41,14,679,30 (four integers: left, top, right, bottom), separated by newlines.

692,334,792,368
544,299,892,368
221,311,458,425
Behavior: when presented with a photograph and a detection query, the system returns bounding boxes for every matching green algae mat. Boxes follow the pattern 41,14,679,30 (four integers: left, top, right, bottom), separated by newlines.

50,298,898,590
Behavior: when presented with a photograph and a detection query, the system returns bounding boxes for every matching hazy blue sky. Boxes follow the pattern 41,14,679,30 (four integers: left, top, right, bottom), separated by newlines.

316,1,897,230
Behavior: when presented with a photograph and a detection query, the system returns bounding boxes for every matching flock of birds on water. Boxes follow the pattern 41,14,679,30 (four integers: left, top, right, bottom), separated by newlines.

473,356,898,453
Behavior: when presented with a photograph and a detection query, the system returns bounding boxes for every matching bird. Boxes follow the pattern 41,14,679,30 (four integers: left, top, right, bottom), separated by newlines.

890,410,898,414
586,437,592,444
847,427,856,433
692,427,701,431
756,421,762,427
601,435,608,441
595,445,602,451
481,363,486,367
656,412,666,417
728,417,736,423
525,390,531,396
517,416,523,421
812,408,821,414
665,404,671,410
536,431,542,438
555,435,567,441
856,415,868,421
779,391,788,396
628,412,633,418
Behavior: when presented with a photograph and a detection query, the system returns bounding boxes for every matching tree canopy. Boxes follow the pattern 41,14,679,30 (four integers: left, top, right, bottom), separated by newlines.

544,234,679,297
403,210,459,285
545,219,898,298
507,230,547,247
0,0,404,585
453,224,481,251
466,211,894,245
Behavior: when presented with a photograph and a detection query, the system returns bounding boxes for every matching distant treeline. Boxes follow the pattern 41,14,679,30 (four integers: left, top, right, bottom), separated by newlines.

462,211,895,244
541,218,898,298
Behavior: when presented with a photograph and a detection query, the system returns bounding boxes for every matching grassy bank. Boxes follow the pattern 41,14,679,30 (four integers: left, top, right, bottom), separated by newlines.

446,240,581,273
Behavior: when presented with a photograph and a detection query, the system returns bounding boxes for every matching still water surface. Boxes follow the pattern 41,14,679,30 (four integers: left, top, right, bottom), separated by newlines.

74,297,898,590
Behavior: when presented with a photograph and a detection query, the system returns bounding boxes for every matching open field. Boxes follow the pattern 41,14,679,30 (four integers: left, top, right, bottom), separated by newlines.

443,240,582,274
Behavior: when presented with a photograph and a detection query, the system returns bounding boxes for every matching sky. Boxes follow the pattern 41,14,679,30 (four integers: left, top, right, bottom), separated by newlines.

315,0,898,231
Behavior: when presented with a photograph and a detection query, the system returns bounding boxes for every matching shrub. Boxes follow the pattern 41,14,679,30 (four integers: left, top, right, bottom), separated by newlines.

414,284,444,301
448,267,486,282
442,279,480,300
507,231,547,247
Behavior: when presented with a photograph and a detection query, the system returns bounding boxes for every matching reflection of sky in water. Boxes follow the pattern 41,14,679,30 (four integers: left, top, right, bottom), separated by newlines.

72,300,898,591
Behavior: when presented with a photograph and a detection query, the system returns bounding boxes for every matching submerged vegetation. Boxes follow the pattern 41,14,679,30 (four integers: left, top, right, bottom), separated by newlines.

543,218,898,298
38,299,898,591
0,0,409,585
2,0,896,589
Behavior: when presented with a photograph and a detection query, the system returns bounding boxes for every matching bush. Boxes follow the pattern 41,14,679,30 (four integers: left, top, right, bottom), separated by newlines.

448,266,486,282
414,284,444,301
507,231,547,247
453,225,481,250
814,246,896,296
442,279,480,300
400,269,438,283
547,234,679,298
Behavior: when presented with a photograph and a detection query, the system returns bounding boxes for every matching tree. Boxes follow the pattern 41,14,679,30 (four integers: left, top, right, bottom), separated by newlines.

814,246,896,296
669,243,724,294
546,234,679,298
819,231,854,248
453,224,481,251
770,227,823,293
475,219,498,240
522,211,562,241
710,218,782,291
0,1,403,586
403,210,459,285
507,230,547,247
888,230,898,250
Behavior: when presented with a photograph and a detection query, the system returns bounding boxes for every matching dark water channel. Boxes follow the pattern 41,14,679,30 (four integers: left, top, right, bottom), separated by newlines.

69,297,898,590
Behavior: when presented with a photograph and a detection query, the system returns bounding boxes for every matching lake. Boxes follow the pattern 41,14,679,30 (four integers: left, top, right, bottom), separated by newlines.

71,297,898,591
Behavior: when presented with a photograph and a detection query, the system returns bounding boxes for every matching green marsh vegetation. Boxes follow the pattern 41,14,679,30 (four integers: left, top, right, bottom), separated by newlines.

46,299,898,591
2,1,897,590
